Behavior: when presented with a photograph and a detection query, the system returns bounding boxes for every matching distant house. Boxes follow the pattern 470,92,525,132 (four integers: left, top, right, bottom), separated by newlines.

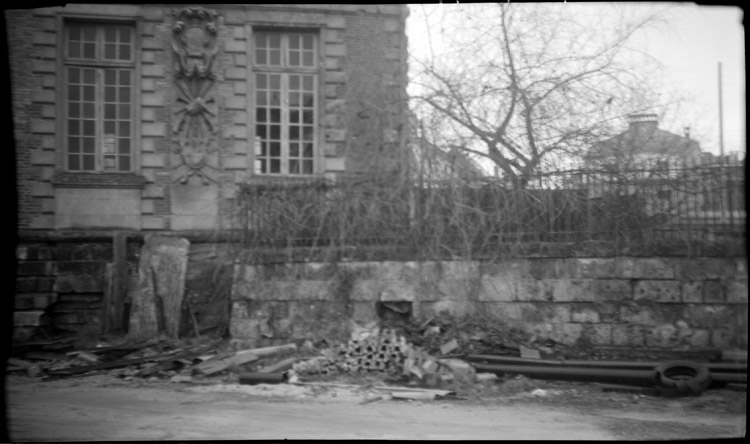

578,113,744,238
585,113,701,170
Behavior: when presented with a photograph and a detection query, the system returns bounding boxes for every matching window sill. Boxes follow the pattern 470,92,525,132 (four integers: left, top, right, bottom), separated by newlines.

52,172,147,189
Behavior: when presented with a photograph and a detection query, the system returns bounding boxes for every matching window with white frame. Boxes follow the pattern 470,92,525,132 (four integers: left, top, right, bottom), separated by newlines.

63,22,135,172
253,31,318,175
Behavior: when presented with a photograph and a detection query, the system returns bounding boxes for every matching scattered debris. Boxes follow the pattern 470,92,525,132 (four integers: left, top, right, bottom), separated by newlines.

195,343,297,376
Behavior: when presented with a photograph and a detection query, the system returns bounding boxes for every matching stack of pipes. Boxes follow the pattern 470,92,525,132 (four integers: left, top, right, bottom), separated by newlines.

337,328,408,373
292,328,436,376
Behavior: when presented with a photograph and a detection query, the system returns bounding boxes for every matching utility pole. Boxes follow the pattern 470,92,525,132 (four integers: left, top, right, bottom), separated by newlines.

718,62,724,157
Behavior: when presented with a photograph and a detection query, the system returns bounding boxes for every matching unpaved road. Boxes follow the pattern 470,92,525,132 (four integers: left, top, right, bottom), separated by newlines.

4,375,746,440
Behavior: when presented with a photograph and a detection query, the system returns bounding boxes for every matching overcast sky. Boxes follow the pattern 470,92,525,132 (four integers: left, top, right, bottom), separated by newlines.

406,3,745,157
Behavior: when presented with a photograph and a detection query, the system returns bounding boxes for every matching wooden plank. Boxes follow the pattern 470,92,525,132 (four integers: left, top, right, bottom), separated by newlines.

194,344,297,376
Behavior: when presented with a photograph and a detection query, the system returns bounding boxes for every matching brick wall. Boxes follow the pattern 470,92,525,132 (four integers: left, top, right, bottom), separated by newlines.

230,256,748,350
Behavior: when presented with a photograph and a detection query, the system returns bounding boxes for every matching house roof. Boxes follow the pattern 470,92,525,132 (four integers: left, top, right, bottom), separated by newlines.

588,114,701,161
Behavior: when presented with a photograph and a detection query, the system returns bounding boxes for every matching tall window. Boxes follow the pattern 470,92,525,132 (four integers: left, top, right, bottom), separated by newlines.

254,31,318,175
64,22,134,172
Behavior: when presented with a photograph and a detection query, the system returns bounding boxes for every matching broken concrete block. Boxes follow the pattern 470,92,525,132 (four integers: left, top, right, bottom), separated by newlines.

440,339,459,355
475,373,499,383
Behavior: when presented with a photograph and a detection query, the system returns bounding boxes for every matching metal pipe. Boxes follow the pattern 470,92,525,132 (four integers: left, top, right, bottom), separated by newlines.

466,354,747,373
472,363,658,386
238,372,287,385
711,372,747,383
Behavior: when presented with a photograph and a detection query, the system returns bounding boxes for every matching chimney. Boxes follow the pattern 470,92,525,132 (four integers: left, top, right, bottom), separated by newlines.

628,113,659,135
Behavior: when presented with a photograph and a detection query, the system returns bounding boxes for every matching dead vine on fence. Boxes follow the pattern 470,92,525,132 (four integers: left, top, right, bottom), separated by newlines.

229,158,745,264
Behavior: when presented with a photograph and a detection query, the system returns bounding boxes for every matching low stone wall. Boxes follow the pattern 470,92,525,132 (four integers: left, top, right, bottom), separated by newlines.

231,257,748,350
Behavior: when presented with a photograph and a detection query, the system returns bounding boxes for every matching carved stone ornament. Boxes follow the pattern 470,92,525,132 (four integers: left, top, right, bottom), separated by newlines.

170,7,220,185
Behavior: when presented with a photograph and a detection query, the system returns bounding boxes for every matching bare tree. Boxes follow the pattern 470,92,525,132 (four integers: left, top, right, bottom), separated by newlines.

411,3,670,188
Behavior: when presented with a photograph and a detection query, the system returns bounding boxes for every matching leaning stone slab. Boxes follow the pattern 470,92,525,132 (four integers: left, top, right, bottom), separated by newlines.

129,235,190,340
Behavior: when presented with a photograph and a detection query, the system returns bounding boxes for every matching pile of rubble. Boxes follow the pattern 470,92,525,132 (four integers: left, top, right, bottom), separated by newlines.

7,318,745,400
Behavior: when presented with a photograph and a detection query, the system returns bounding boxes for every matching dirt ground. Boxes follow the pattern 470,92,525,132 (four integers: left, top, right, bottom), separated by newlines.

4,372,745,441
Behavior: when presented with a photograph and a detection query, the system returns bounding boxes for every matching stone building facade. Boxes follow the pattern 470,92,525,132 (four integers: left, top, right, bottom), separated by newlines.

9,3,409,232
8,3,409,340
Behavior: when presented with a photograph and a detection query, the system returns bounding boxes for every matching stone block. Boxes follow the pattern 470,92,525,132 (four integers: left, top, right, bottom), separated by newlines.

325,157,346,172
702,280,725,303
351,279,416,302
142,123,167,138
419,300,475,318
514,280,551,302
677,258,738,281
326,16,346,29
541,304,571,323
611,324,646,347
31,90,55,104
633,280,681,303
726,280,748,304
479,259,532,280
582,324,612,346
477,276,514,302
224,67,247,80
592,301,619,322
325,43,347,57
592,279,632,301
645,324,680,348
575,258,616,279
688,329,711,348
681,281,703,303
685,305,735,329
351,301,378,323
529,258,576,279
325,71,346,84
142,64,165,78
224,39,246,53
549,323,583,346
299,262,339,280
570,305,601,323
56,261,105,275
711,328,734,349
616,258,674,279
619,305,660,326
550,279,594,302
